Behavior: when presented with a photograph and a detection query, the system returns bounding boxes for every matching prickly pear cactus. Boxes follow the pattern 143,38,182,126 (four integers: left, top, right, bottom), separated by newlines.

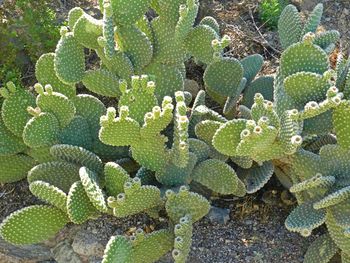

33,0,231,101
1,2,350,263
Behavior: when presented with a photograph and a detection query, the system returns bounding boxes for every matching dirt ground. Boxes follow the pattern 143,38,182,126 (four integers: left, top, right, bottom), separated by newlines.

1,0,349,262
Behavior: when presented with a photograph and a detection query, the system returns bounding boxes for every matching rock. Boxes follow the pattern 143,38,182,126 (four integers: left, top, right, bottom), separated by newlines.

343,8,350,16
0,237,52,263
52,241,82,263
300,0,320,11
206,206,230,225
72,229,104,258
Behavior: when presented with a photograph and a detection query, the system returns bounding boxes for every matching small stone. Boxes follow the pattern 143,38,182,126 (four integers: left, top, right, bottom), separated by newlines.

343,8,350,16
52,241,82,263
0,237,52,263
72,229,105,257
206,206,230,225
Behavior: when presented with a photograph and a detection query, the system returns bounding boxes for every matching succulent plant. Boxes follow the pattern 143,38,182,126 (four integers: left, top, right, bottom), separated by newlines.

0,1,350,263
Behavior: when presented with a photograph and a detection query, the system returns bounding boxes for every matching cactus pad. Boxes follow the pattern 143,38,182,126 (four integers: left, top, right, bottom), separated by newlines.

0,155,36,184
0,205,68,245
192,159,246,195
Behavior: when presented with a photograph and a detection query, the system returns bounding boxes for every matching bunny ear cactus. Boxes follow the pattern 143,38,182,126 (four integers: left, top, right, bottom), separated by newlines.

100,75,246,194
285,144,350,261
34,0,228,101
103,229,174,263
278,4,340,52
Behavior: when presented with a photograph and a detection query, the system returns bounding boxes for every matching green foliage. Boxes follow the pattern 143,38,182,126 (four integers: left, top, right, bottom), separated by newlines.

0,0,63,87
259,0,289,29
1,2,350,263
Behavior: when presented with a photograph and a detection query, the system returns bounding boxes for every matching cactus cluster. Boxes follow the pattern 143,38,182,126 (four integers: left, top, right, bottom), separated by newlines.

1,1,350,263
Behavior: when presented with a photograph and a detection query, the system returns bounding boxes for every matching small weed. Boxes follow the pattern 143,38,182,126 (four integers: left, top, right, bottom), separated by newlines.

259,0,289,29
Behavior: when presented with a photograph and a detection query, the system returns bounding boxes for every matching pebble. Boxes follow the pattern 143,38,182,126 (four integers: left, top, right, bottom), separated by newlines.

206,206,230,225
72,229,104,257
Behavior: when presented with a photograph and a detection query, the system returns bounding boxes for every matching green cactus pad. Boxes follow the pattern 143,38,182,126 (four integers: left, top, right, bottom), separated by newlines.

136,16,154,44
292,149,322,181
155,0,187,25
165,187,210,222
118,83,159,124
92,140,129,161
1,85,36,137
199,16,220,35
303,233,338,263
111,0,151,25
132,229,174,263
204,57,244,97
333,101,350,150
99,107,141,146
175,0,199,41
285,201,326,237
110,178,161,218
222,79,246,116
136,167,156,185
319,144,350,181
102,235,132,263
68,7,84,29
54,32,85,84
238,162,274,194
0,205,69,245
115,25,153,72
82,69,121,97
23,112,60,148
26,146,56,163
67,181,99,224
278,4,302,50
35,86,76,128
28,161,80,193
35,53,76,97
144,63,184,100
151,17,186,66
280,42,329,78
328,202,350,228
0,117,27,156
342,252,350,263
156,153,197,186
231,156,253,169
59,116,93,150
185,25,219,64
241,54,264,84
242,76,274,108
326,211,350,255
188,138,210,162
0,155,36,184
303,111,334,136
29,181,67,211
72,94,106,133
195,120,223,145
104,162,130,196
313,30,340,50
212,119,247,156
50,144,103,174
80,167,108,212
173,215,193,263
283,72,330,105
302,3,323,36
289,174,335,193
192,159,246,196
73,14,103,49
313,186,350,210
97,49,134,81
